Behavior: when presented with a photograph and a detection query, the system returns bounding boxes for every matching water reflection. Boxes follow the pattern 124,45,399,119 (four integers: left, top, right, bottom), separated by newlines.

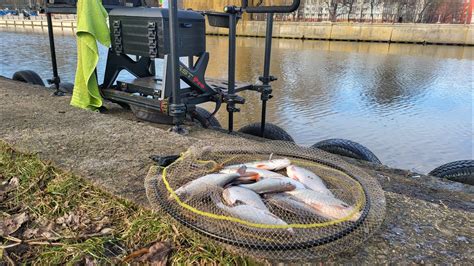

0,28,472,173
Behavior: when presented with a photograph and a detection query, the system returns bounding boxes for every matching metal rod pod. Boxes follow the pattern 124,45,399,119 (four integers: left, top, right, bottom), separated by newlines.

227,11,238,133
46,12,61,94
168,0,185,127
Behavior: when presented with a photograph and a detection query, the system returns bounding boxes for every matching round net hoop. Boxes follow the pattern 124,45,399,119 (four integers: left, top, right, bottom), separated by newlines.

145,140,386,261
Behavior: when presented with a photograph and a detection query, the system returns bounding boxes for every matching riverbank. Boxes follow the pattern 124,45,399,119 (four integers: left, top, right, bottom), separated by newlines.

0,141,250,264
0,77,473,263
210,21,474,46
0,16,472,45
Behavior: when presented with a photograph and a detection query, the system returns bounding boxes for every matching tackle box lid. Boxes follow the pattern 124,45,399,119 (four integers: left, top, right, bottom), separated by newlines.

109,7,204,21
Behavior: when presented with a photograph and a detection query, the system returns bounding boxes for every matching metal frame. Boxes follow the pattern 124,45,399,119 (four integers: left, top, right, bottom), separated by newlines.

44,0,301,135
46,12,61,95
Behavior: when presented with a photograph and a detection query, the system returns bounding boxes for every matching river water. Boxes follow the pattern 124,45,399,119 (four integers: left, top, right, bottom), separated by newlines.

0,28,472,173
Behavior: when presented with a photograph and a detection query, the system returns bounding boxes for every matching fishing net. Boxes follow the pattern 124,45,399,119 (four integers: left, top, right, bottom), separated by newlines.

145,140,386,262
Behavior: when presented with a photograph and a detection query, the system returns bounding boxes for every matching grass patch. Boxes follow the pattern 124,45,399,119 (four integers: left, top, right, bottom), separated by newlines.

0,141,253,264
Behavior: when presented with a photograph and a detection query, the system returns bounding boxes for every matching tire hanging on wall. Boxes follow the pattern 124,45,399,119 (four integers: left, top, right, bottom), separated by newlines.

311,138,381,164
12,70,45,86
429,160,474,185
238,122,294,142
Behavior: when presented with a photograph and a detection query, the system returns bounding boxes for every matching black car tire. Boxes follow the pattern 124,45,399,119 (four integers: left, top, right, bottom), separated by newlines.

12,70,45,86
189,107,222,128
429,160,474,185
238,122,294,142
311,138,381,164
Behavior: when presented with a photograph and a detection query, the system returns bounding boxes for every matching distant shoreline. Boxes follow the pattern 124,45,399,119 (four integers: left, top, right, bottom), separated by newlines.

1,17,472,46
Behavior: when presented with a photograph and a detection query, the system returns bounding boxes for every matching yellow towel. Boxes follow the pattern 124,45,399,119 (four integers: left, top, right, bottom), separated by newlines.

71,0,111,111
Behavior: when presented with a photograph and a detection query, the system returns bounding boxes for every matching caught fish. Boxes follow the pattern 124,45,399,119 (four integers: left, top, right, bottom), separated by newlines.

226,158,291,171
215,200,290,229
221,166,286,179
265,193,323,218
222,166,305,190
174,173,242,199
222,186,268,210
285,189,360,222
240,178,297,194
227,176,260,186
286,165,333,196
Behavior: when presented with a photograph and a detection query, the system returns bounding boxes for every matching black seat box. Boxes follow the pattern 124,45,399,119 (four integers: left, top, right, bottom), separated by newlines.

109,7,206,58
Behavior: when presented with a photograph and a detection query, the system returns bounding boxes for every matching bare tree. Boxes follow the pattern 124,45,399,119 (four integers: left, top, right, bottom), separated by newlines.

437,0,465,23
415,0,434,23
388,0,412,23
344,0,357,21
369,0,380,23
325,0,346,22
359,0,368,22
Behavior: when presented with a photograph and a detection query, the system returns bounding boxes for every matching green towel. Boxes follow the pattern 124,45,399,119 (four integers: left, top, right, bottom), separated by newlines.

71,0,111,111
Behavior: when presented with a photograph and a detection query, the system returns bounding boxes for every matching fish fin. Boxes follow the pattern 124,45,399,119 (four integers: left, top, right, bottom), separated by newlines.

210,193,228,209
211,164,224,172
310,203,323,211
241,172,260,181
286,166,298,180
350,211,362,222
234,200,247,206
237,165,247,175
222,189,234,204
232,176,258,185
333,204,348,211
290,173,299,181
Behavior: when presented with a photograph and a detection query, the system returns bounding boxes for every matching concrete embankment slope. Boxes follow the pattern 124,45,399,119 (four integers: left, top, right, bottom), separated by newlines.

0,77,472,263
208,22,474,45
1,17,473,45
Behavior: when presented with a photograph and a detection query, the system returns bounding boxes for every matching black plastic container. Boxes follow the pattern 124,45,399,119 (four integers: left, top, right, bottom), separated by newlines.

109,7,206,58
205,12,241,28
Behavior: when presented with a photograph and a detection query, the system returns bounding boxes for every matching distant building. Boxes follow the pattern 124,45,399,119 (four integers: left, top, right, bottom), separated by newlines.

463,0,473,24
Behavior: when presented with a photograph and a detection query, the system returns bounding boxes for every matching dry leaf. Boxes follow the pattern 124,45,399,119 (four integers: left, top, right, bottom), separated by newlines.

0,177,19,200
8,178,19,188
124,241,173,265
100,228,113,234
84,256,97,266
23,228,39,239
0,212,29,236
56,211,86,230
94,216,110,233
140,241,172,265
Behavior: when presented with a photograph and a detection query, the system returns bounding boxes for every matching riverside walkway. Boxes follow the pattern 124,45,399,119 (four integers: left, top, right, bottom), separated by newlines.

0,77,473,263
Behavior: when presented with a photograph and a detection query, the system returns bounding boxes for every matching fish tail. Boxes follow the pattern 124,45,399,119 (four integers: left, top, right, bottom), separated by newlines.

222,189,233,205
210,192,228,210
349,210,362,222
